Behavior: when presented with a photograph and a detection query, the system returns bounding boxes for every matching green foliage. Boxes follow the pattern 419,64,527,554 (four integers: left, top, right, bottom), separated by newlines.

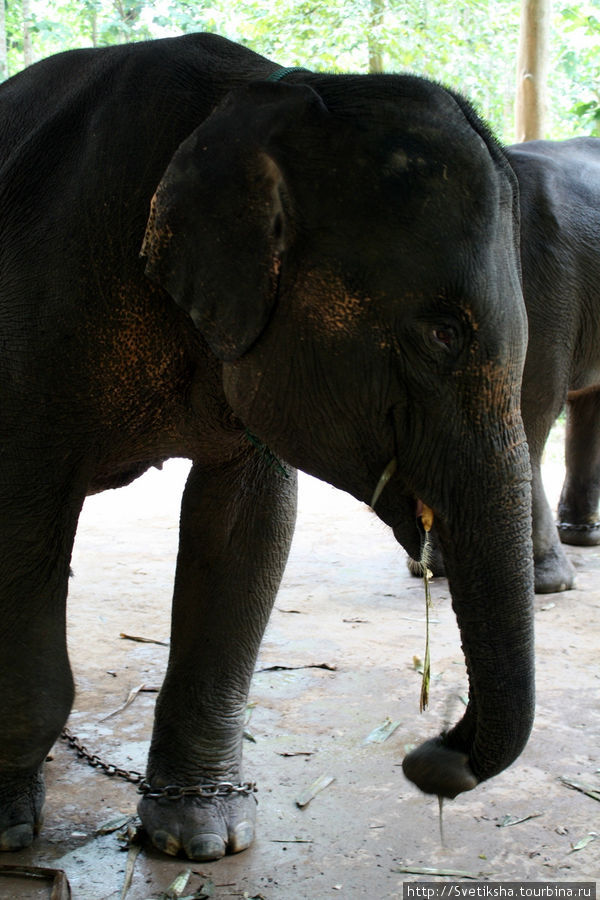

554,2,600,137
2,0,600,142
571,99,600,135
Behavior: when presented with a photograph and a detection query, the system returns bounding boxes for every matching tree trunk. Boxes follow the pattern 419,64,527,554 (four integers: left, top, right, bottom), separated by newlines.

0,0,7,82
515,0,551,141
368,0,385,74
91,6,98,47
22,0,33,68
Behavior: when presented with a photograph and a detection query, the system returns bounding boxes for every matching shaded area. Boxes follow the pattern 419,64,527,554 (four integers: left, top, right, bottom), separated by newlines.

1,423,599,897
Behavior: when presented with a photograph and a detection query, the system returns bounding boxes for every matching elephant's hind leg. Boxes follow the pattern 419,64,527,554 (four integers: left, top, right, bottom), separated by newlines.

138,451,297,861
557,389,600,546
523,402,575,593
0,462,84,850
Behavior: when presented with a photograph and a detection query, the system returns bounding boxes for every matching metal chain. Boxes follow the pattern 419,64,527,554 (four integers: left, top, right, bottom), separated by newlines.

138,782,257,801
60,728,257,801
60,728,145,785
557,521,600,533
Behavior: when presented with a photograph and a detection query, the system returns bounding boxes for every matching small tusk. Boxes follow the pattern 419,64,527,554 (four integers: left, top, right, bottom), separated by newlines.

421,503,434,532
371,457,397,508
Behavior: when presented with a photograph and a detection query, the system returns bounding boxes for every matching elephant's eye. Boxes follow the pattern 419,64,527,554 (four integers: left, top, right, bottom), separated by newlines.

431,325,458,350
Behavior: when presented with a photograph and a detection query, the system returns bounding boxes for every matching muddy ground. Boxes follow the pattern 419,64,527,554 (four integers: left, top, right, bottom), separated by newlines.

1,423,598,899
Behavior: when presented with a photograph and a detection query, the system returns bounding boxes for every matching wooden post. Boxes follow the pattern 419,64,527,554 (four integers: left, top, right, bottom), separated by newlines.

515,0,551,141
22,0,33,68
0,0,7,82
368,0,385,73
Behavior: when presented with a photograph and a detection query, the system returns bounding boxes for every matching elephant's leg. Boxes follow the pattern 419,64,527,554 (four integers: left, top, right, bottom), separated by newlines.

0,466,83,850
138,453,297,861
526,415,575,593
557,389,600,545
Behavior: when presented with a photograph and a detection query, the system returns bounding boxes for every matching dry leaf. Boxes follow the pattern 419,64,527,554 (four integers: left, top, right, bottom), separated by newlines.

164,868,192,897
560,777,600,802
270,838,313,844
296,774,335,808
96,814,136,835
570,832,598,852
256,663,337,673
101,683,159,721
277,751,313,757
497,812,544,827
120,632,169,646
392,865,485,878
364,717,401,744
120,842,142,900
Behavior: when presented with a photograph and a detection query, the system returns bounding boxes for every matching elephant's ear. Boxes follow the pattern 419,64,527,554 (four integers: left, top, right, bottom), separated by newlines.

142,81,328,361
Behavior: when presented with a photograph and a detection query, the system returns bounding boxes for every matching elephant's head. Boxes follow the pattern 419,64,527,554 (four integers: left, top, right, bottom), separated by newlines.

142,77,534,800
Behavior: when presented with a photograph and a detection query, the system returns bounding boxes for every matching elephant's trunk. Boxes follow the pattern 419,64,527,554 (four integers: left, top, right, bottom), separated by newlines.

403,454,535,798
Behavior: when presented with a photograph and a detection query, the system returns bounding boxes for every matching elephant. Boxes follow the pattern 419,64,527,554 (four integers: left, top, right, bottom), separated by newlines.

413,136,600,594
508,137,600,592
0,33,534,861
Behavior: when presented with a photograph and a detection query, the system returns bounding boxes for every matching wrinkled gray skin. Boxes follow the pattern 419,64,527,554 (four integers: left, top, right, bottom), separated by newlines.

416,137,600,594
0,33,534,861
511,137,600,591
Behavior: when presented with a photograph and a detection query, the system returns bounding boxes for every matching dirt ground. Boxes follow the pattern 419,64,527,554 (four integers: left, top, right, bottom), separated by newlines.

1,422,598,899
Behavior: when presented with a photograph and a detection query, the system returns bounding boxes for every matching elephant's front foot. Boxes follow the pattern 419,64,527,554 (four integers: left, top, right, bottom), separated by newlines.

138,782,257,860
557,519,600,547
0,769,45,851
534,544,575,593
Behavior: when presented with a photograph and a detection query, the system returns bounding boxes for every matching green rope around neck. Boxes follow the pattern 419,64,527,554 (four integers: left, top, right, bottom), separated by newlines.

267,66,312,82
245,429,289,479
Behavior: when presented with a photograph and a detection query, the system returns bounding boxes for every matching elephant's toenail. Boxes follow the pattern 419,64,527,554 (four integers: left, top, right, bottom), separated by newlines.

231,820,254,852
0,823,34,851
151,829,181,856
186,832,226,861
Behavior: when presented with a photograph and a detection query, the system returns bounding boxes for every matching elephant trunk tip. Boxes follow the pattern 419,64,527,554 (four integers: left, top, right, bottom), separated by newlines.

402,736,478,800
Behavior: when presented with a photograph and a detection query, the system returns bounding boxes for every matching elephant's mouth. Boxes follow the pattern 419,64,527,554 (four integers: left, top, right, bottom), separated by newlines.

369,447,432,562
369,464,426,560
375,492,424,561
393,503,431,562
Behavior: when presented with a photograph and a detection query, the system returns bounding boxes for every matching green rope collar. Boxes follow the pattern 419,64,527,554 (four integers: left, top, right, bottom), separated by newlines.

245,429,289,479
267,66,312,82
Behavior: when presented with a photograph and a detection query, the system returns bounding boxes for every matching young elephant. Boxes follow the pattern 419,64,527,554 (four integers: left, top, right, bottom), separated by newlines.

0,34,534,860
415,137,600,594
507,137,600,593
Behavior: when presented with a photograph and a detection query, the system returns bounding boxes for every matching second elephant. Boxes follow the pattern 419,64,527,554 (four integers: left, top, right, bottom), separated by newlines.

422,137,600,594
509,137,600,593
